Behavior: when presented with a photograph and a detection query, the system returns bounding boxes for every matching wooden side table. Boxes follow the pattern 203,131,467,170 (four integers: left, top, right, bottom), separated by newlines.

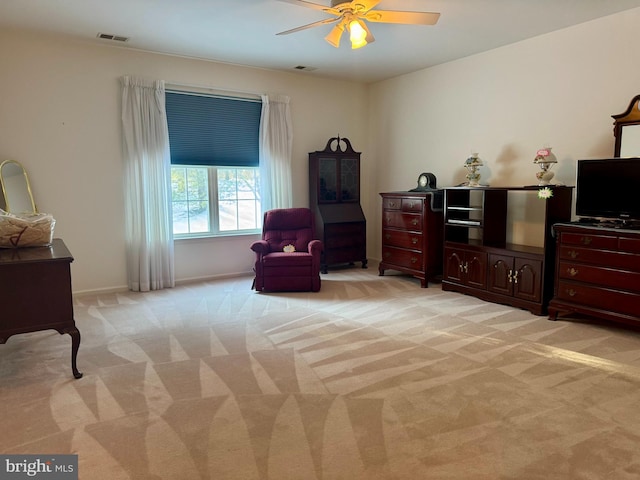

0,238,82,378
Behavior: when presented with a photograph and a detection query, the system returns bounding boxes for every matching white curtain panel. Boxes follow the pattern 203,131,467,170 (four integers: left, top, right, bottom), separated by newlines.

120,76,175,291
259,94,293,211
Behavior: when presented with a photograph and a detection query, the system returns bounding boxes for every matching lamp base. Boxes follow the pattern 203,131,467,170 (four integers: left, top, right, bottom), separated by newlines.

536,170,555,186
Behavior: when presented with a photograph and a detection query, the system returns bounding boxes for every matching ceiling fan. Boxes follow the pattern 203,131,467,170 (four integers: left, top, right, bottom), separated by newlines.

276,0,440,49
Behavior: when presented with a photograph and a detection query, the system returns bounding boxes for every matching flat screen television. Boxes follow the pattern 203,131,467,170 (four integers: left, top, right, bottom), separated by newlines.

575,157,640,224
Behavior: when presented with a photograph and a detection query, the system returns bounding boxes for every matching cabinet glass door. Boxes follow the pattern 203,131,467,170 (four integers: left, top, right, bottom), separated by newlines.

340,158,359,202
318,158,337,202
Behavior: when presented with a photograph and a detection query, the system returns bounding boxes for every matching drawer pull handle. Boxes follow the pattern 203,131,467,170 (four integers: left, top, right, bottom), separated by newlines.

568,250,579,259
411,237,418,245
389,202,396,208
567,267,578,277
411,257,418,264
384,252,390,258
508,270,519,284
408,201,415,208
385,233,391,240
566,288,577,297
411,219,418,226
580,237,592,246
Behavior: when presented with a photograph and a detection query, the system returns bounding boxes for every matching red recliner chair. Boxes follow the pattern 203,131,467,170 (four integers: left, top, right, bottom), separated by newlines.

250,208,323,292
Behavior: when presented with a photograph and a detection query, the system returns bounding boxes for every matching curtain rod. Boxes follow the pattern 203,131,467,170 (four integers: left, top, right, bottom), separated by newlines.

165,80,262,99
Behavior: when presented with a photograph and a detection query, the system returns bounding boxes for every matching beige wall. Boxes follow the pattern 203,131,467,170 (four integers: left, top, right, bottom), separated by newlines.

2,7,640,293
368,7,640,252
0,29,368,293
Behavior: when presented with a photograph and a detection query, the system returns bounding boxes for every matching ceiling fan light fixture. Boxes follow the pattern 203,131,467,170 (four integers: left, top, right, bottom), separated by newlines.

278,0,433,49
348,19,368,49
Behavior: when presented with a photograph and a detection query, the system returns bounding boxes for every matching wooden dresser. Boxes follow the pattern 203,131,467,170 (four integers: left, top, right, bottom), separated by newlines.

0,238,82,378
548,223,640,326
379,191,443,287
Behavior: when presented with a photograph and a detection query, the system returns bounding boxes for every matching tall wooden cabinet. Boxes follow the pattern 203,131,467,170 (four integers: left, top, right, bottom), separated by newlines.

379,192,443,287
309,137,367,273
442,186,573,315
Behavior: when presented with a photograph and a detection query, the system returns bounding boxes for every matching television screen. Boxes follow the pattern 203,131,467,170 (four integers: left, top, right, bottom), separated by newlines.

575,158,640,222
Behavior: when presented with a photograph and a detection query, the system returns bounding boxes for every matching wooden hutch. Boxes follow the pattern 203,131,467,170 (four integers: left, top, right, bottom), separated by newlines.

309,137,367,273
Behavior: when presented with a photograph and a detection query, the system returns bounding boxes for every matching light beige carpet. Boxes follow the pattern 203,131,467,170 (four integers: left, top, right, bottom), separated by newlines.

2,265,640,479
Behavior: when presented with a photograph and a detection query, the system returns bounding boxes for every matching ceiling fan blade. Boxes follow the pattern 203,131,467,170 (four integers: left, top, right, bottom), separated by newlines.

355,0,381,13
277,0,341,16
364,10,440,25
277,17,339,36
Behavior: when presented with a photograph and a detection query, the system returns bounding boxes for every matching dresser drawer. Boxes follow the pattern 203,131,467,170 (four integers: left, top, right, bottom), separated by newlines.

381,246,423,271
382,197,402,210
383,211,422,231
558,246,640,271
559,232,618,250
558,261,640,292
556,280,640,317
382,229,422,250
620,236,640,254
401,197,424,212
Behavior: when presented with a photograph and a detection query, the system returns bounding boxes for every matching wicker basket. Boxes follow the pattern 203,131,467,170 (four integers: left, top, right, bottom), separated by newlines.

0,209,55,248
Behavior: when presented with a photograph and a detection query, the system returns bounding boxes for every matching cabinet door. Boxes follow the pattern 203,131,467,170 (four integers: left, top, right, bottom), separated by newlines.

444,247,465,283
444,247,486,289
513,257,542,302
318,157,338,202
466,252,487,289
340,158,359,202
488,254,513,295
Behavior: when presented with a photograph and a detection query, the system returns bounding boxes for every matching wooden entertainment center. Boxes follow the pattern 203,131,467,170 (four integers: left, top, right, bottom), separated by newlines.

441,185,573,315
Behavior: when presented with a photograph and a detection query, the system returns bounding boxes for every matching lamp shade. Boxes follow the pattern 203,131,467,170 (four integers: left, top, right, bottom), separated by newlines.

345,18,374,49
349,20,367,48
325,23,344,48
533,148,557,164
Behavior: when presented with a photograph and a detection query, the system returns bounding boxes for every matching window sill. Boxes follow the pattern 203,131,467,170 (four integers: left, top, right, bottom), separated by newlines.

174,231,261,243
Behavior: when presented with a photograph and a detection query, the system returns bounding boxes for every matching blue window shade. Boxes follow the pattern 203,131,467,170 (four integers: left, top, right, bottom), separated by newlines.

165,91,261,167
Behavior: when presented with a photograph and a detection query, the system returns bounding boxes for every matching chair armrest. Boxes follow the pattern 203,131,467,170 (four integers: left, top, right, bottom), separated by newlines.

308,239,323,256
250,240,271,255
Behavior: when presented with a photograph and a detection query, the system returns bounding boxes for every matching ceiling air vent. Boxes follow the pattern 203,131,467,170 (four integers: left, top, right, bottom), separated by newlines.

97,33,130,42
293,65,317,72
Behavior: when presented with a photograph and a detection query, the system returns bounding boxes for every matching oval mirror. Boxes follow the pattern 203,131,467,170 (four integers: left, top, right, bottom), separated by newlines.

0,160,38,214
612,95,640,157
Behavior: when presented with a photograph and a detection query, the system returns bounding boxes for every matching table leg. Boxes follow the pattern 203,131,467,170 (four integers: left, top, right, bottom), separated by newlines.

67,327,83,379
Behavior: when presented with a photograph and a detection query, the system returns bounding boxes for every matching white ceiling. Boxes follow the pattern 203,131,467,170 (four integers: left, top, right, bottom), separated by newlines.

3,0,640,83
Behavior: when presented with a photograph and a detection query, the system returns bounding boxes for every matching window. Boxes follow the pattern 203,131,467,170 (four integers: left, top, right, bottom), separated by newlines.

170,166,261,235
165,90,262,237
